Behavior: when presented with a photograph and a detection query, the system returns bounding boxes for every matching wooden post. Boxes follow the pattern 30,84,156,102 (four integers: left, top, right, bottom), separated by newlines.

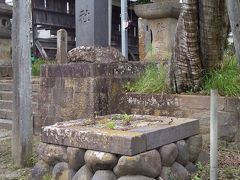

56,29,68,64
12,0,33,167
226,0,240,64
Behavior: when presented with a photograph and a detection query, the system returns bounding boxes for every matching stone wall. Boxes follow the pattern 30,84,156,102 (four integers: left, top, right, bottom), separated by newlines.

35,62,147,133
113,93,240,142
32,134,203,180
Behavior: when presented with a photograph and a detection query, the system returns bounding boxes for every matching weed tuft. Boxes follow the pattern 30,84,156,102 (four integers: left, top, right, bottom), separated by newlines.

202,55,240,96
124,64,168,93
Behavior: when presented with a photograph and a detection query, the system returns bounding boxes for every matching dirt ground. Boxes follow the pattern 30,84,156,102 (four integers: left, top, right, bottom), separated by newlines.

0,128,239,180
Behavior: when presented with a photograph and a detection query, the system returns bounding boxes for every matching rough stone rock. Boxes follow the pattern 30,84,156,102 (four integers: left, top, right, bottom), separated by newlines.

72,165,93,180
67,147,85,170
117,175,156,180
31,160,50,180
84,150,118,171
160,166,175,180
159,143,178,166
113,150,161,178
197,150,209,164
37,143,67,165
176,140,189,166
187,135,203,162
68,46,127,63
185,162,197,174
171,162,190,180
52,162,76,180
92,170,117,180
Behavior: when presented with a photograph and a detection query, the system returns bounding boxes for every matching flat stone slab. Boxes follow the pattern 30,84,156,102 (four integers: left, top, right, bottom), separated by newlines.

41,115,199,155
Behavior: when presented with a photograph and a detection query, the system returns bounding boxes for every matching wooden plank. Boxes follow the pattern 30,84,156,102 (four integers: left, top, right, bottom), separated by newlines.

226,0,240,64
12,0,33,167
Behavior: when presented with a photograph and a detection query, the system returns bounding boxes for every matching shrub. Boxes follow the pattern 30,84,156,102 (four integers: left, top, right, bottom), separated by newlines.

32,59,47,77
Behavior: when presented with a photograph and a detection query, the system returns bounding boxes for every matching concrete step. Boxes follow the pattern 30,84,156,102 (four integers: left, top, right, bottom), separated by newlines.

0,100,38,112
0,91,38,102
0,119,12,130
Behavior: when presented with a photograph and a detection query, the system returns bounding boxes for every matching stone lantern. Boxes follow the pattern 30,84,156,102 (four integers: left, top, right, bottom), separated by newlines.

0,0,12,68
134,0,181,62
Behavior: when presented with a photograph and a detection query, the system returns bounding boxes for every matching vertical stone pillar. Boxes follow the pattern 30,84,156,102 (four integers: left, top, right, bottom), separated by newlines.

12,0,33,167
56,29,68,64
75,0,109,47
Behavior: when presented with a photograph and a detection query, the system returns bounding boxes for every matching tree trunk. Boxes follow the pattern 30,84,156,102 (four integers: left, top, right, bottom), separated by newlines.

172,0,229,92
199,0,229,70
172,0,202,92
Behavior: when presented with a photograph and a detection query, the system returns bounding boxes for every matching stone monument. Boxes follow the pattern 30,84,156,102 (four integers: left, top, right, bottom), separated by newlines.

134,0,181,61
0,0,12,77
75,0,109,47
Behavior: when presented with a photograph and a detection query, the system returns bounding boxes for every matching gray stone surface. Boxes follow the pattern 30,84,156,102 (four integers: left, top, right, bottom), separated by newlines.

118,175,155,180
159,143,178,167
84,150,118,171
171,162,190,180
37,143,67,165
160,166,174,180
130,118,200,151
52,162,75,180
113,150,161,178
68,46,127,63
92,170,117,180
197,150,209,164
185,162,197,174
67,147,85,171
176,140,189,166
72,165,93,180
42,122,147,156
41,116,199,156
31,160,50,180
187,134,202,162
75,0,108,47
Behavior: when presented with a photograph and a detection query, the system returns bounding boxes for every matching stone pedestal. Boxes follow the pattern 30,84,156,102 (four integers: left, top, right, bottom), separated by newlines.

134,1,181,61
75,0,109,47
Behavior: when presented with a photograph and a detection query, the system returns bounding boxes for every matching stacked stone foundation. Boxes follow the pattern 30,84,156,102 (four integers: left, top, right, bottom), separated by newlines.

32,134,202,180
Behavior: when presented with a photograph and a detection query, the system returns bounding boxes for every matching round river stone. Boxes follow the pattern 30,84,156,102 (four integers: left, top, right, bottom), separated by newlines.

176,140,189,166
84,150,118,171
113,150,161,178
67,147,85,171
187,134,203,162
52,162,75,180
159,143,178,166
72,165,93,180
92,170,117,180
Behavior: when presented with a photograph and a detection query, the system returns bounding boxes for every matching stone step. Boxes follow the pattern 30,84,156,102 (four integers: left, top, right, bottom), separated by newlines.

0,100,38,112
0,119,12,130
0,91,38,102
0,109,37,120
0,109,12,120
0,83,40,92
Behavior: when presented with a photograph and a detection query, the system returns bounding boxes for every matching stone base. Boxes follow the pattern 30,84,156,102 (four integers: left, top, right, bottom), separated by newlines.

0,38,12,66
0,66,12,78
32,134,203,180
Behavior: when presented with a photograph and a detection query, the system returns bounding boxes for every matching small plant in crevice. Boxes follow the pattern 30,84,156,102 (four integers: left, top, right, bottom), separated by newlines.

106,121,116,130
124,64,168,93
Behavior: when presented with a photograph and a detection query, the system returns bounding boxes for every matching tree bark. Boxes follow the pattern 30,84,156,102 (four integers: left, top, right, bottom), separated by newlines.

199,0,229,70
172,0,202,92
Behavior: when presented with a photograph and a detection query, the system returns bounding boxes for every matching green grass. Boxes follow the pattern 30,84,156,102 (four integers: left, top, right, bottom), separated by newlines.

124,64,168,93
202,55,240,96
32,59,47,77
